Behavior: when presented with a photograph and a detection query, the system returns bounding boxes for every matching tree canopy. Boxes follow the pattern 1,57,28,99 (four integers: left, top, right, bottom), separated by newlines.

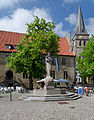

76,35,94,82
6,16,59,89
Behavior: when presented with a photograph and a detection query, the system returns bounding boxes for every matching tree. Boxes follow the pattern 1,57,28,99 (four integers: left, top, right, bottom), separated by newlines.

6,16,59,90
76,35,94,83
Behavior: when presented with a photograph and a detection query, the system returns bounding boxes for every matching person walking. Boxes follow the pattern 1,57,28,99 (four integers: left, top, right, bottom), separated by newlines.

86,87,89,96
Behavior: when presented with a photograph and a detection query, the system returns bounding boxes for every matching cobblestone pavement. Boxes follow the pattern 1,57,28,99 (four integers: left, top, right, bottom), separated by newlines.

0,92,94,120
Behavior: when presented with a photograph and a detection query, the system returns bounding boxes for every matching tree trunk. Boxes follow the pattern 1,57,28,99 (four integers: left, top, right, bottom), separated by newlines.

29,74,33,90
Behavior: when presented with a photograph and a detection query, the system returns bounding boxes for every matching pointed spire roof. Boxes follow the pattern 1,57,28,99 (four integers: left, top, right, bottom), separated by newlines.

75,5,88,34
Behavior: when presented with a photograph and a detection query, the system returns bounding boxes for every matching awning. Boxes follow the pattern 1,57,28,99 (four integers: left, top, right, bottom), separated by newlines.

37,76,53,83
54,78,69,83
37,79,45,83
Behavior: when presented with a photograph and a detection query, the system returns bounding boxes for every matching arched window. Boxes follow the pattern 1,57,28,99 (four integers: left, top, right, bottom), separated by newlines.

84,40,86,46
79,40,81,46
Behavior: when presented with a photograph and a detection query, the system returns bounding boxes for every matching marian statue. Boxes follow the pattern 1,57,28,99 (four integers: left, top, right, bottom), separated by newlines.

45,53,52,77
37,52,53,87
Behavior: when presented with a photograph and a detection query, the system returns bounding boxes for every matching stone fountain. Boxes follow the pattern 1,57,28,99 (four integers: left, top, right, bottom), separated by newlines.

20,53,82,101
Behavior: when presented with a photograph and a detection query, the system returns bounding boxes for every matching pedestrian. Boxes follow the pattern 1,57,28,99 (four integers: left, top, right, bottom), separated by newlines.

53,82,56,88
85,87,89,96
78,86,83,96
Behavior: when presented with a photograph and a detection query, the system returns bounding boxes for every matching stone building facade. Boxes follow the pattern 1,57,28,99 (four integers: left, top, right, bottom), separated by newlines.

0,31,75,89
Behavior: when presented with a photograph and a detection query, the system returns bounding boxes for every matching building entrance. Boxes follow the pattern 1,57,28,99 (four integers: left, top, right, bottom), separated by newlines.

5,70,13,81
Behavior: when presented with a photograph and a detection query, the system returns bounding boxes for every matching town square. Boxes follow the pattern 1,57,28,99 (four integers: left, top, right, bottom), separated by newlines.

0,0,94,120
0,91,94,120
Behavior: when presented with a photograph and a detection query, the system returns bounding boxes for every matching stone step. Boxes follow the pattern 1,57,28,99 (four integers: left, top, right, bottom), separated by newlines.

45,96,66,101
63,93,75,97
63,93,82,100
21,94,82,102
22,93,76,98
19,91,82,101
23,96,71,101
71,95,82,100
67,94,78,98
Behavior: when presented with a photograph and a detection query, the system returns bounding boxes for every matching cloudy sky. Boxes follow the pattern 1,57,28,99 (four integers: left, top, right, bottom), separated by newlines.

0,0,93,37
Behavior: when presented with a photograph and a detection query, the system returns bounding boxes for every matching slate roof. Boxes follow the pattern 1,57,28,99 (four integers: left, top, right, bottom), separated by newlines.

0,30,75,56
75,5,88,34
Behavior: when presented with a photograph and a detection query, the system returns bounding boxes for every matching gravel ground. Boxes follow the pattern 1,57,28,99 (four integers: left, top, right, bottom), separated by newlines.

0,92,94,120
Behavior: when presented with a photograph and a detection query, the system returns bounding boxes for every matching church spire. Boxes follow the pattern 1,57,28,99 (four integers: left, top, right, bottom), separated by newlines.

75,5,88,34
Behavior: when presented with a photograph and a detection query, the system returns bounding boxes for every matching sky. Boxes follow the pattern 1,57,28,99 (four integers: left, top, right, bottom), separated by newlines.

0,0,94,38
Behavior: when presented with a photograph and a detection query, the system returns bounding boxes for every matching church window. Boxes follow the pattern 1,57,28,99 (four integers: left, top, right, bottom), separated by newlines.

64,71,68,79
79,40,81,46
84,40,86,46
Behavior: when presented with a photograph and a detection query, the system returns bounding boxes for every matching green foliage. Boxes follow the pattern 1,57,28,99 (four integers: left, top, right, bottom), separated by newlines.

76,35,94,80
6,16,59,79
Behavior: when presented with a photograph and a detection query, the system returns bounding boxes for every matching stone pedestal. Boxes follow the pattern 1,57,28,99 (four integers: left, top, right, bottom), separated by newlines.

33,87,66,96
20,87,82,101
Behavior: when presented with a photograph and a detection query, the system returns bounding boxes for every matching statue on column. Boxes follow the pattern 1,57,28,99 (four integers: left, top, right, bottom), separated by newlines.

44,53,53,86
37,53,53,88
45,53,52,77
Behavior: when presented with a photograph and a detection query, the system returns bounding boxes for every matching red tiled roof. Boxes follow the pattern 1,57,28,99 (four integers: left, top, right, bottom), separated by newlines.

0,30,75,56
58,37,75,56
0,31,25,52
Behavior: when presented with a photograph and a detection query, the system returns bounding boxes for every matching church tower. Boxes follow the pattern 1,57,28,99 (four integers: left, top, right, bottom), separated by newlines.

72,5,89,57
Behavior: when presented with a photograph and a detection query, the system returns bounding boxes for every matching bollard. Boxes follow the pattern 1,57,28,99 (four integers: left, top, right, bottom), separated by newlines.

9,87,12,101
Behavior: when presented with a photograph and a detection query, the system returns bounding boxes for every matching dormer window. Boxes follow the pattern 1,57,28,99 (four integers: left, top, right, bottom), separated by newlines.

6,45,12,49
14,45,17,49
6,44,17,50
